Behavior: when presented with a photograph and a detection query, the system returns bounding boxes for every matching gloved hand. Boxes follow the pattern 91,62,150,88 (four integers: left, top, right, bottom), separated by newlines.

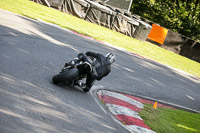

71,57,79,65
77,53,85,60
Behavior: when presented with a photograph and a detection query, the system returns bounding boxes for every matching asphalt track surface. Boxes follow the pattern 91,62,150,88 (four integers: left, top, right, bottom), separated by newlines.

0,9,200,132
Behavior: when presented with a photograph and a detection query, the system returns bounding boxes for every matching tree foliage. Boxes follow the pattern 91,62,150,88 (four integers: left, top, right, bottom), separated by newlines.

130,0,200,41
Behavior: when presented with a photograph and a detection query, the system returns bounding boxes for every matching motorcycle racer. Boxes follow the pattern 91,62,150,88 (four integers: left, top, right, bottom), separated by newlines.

69,51,116,92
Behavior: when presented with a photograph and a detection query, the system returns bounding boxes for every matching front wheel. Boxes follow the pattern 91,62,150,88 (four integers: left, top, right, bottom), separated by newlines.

52,68,79,84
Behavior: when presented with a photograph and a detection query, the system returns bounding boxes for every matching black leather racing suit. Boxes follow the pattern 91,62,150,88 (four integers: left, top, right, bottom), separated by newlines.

78,51,111,91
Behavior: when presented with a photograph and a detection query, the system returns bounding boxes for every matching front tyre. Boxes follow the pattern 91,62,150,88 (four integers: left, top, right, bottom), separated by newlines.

52,68,79,84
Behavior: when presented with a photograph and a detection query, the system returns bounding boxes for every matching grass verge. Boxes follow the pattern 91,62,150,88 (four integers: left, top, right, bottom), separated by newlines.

0,0,200,77
139,104,200,133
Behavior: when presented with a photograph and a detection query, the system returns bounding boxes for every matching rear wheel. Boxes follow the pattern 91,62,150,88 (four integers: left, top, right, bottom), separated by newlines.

52,68,79,84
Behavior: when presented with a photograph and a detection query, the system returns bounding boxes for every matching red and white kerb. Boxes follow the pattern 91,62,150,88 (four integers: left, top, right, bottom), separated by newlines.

97,90,156,133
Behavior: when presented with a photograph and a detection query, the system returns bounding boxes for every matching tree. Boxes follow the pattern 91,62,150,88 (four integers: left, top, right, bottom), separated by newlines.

130,0,200,41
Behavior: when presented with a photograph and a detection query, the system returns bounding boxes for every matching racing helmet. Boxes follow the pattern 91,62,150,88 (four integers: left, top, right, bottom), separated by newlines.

106,53,116,64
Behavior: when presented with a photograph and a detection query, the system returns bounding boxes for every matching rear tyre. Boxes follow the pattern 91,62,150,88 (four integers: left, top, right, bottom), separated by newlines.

52,68,79,84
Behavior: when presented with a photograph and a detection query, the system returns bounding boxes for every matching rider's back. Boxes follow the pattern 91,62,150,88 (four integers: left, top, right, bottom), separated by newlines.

86,52,111,80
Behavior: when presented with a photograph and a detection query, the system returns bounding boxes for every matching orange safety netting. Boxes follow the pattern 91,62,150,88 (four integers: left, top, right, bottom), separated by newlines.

147,24,168,45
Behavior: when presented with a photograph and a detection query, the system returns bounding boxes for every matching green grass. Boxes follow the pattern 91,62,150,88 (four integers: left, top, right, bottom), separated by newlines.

139,104,200,133
0,0,200,77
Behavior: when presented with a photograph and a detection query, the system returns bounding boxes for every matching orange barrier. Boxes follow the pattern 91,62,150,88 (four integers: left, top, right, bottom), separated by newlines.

148,24,168,45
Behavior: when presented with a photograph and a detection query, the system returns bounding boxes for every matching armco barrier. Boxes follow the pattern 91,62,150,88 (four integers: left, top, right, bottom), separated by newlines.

133,21,152,41
146,24,200,63
163,30,200,62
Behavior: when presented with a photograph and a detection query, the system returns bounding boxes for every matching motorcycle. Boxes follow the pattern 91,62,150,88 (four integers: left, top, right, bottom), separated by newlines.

52,56,93,87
